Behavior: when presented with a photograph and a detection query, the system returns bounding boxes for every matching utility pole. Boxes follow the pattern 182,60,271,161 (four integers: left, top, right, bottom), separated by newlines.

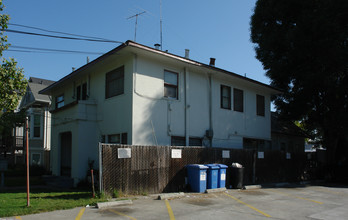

127,11,146,42
160,0,163,50
26,116,30,207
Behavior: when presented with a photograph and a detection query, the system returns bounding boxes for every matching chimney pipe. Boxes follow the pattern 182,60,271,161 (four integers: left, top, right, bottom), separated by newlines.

72,67,76,71
87,56,90,63
209,58,216,66
154,43,161,50
185,49,190,59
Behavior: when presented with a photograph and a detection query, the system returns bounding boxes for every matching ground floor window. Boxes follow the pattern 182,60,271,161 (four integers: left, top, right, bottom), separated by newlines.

243,138,271,151
32,153,41,165
171,136,203,146
107,132,127,144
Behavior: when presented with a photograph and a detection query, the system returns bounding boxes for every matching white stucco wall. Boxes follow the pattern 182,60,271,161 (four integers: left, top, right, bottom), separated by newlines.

131,54,272,148
48,47,274,183
49,54,134,184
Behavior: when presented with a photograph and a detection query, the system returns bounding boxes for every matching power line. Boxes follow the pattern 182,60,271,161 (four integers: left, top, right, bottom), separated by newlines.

3,29,123,44
8,23,114,42
9,45,104,55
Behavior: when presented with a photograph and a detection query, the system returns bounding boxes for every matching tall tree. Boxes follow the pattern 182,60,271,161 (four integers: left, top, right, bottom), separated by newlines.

0,0,27,112
251,0,348,175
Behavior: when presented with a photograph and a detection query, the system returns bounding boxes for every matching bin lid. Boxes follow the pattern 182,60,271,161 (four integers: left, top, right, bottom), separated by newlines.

186,164,208,169
205,164,220,169
217,164,228,169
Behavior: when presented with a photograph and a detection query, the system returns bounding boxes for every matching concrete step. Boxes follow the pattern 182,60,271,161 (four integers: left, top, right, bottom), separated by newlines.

42,175,74,188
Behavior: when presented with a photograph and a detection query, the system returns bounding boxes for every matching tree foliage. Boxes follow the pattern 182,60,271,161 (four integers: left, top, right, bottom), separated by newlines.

0,0,27,112
251,0,348,169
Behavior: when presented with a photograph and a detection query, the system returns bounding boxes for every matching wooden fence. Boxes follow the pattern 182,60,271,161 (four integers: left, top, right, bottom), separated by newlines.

100,144,313,195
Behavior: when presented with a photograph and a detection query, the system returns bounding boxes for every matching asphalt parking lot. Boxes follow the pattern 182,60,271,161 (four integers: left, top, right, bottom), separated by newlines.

14,184,348,220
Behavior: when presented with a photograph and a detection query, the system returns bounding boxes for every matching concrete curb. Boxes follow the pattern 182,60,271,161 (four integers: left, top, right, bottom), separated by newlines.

97,199,133,209
244,185,262,190
158,192,185,200
206,187,227,193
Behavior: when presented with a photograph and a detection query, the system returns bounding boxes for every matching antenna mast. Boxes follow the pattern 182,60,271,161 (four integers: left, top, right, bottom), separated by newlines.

127,11,146,42
160,0,163,50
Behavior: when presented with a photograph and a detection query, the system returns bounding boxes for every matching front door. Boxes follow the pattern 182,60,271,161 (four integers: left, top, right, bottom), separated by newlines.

60,132,72,177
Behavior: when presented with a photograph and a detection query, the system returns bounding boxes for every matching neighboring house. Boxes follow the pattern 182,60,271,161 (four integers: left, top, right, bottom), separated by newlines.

17,77,55,170
40,40,280,185
271,112,307,152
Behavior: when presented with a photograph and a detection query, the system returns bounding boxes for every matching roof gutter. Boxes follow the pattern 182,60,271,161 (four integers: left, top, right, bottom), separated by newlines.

40,40,281,95
126,41,281,94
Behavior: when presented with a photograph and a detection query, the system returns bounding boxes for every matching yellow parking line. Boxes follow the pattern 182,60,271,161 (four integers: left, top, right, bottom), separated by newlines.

75,207,86,220
223,192,271,218
165,199,176,220
312,187,346,196
15,217,22,220
108,209,137,220
268,189,323,204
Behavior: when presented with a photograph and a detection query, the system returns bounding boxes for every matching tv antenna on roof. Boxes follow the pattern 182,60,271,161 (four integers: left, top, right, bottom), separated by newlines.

127,11,146,42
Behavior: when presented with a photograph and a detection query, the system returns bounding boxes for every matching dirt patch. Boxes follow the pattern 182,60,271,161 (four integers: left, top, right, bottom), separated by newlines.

238,189,269,196
99,207,135,217
184,198,215,206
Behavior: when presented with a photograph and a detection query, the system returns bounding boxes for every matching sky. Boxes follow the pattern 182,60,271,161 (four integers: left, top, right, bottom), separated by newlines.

2,0,269,85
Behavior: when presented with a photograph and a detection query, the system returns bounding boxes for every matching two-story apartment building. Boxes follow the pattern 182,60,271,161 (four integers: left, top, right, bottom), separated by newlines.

40,41,280,184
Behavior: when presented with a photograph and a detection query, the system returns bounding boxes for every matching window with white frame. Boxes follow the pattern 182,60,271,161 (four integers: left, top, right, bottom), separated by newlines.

32,153,41,165
33,114,41,138
256,94,265,116
233,88,244,112
220,85,231,109
164,70,178,99
56,94,64,109
107,133,127,144
105,66,124,99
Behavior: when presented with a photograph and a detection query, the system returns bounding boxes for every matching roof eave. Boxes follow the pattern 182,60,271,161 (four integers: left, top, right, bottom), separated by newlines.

126,41,282,94
39,42,127,95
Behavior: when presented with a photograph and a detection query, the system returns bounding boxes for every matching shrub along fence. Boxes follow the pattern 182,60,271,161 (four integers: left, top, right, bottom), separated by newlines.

99,144,314,195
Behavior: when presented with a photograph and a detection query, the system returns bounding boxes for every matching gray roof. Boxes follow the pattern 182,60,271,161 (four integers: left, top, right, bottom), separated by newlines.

29,77,55,86
271,112,308,138
19,77,55,109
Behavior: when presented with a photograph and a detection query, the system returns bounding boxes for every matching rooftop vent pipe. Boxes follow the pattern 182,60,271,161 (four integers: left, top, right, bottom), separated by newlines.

154,43,161,50
209,58,216,66
185,49,190,59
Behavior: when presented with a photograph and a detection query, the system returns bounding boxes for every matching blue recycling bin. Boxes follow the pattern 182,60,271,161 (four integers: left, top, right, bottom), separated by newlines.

186,164,208,193
206,164,219,189
217,164,228,188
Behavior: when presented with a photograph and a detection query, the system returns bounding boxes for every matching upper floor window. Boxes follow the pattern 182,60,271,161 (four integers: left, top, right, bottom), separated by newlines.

105,66,124,99
82,83,87,100
76,83,87,100
220,85,231,109
33,114,41,138
256,94,265,116
164,70,178,99
233,88,244,112
56,94,64,109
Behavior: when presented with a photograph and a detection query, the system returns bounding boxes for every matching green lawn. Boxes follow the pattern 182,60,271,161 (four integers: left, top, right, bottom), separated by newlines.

0,189,107,217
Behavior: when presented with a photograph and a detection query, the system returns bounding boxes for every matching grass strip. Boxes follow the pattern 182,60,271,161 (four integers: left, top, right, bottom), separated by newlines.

0,189,106,217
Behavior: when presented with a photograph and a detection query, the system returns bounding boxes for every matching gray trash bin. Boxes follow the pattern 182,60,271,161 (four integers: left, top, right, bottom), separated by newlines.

231,167,244,189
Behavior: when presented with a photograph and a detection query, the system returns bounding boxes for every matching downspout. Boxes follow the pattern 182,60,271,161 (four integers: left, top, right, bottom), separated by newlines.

208,74,213,147
184,67,190,146
45,106,48,150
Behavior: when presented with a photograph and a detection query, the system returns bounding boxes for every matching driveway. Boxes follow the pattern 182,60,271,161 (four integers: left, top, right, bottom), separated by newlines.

17,184,348,220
